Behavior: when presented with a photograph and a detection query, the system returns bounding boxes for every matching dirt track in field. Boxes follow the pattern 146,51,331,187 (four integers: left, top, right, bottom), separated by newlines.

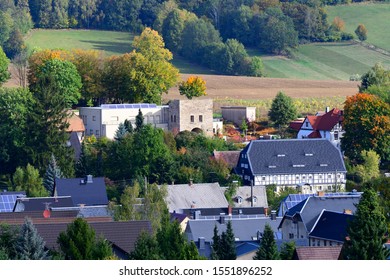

164,74,360,101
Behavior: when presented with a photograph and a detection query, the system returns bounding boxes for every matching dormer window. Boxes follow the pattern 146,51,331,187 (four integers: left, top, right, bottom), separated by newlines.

237,196,243,204
252,196,257,204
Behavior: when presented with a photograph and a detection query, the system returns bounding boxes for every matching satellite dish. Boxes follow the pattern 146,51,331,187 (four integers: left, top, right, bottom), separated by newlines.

43,209,51,218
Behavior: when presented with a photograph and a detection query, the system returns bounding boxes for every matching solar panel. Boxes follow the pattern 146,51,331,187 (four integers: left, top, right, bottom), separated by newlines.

0,193,26,212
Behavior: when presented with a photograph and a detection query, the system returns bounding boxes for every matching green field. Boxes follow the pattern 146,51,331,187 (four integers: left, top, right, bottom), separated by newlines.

251,42,390,80
26,28,390,80
326,3,390,51
26,29,134,56
25,29,214,74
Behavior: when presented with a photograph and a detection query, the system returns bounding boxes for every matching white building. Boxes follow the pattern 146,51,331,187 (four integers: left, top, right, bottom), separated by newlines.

79,103,169,139
221,106,256,126
78,99,218,139
297,108,344,148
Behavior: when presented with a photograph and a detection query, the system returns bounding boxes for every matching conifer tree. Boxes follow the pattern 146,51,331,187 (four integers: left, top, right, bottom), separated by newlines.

57,218,113,260
124,119,134,134
15,217,49,260
43,154,63,194
268,91,297,127
211,221,236,260
342,184,390,260
114,122,128,141
27,77,75,177
253,224,280,260
135,109,144,132
129,231,160,260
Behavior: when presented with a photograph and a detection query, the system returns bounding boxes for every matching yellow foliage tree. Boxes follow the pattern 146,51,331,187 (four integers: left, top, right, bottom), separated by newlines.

178,76,207,99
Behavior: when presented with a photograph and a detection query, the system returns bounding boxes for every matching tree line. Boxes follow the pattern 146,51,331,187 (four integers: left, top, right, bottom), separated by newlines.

0,0,363,75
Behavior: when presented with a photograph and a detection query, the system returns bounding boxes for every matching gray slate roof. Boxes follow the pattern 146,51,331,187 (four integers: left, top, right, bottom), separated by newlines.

55,176,108,206
165,183,228,212
13,196,74,212
280,195,360,233
186,216,282,243
239,139,346,175
226,186,268,208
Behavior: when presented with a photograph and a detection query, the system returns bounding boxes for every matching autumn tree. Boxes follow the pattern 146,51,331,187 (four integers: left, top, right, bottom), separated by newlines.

341,93,390,162
132,27,179,103
179,76,207,99
331,16,345,32
268,91,298,127
341,184,390,260
355,24,367,41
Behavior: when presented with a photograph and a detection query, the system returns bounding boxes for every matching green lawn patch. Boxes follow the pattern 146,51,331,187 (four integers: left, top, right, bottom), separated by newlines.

326,3,390,51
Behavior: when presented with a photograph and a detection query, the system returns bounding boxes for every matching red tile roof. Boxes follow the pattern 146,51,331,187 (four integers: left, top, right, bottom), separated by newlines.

306,108,343,131
294,246,342,260
66,112,85,132
308,131,322,138
213,150,241,169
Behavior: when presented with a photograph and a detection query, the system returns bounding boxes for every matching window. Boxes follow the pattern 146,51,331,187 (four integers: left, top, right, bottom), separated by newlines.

190,115,194,123
289,233,294,239
328,186,332,191
92,116,96,121
329,241,333,247
262,177,266,181
319,186,322,190
237,196,243,204
174,115,176,123
170,115,173,122
324,240,327,246
110,116,118,121
199,115,203,122
305,122,308,127
334,131,339,140
89,129,93,135
95,130,99,136
317,240,320,246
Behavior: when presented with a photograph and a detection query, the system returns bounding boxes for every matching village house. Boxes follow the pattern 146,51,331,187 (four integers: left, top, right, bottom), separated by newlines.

296,107,344,148
278,193,361,246
235,139,347,194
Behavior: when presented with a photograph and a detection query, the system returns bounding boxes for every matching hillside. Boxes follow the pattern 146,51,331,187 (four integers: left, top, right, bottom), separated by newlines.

326,3,390,52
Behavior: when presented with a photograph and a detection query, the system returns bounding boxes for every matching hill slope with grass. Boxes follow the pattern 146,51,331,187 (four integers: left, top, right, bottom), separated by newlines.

326,3,390,52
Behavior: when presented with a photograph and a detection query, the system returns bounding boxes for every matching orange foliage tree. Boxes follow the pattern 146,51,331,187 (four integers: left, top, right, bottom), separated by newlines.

341,93,390,162
178,76,207,99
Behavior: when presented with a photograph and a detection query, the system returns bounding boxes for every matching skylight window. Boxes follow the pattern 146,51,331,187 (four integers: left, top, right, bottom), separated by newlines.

268,165,276,168
293,164,305,167
320,163,328,167
277,154,286,157
305,153,314,156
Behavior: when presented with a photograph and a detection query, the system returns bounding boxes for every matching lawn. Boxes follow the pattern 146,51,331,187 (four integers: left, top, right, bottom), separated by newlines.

26,29,134,56
249,42,390,80
326,3,390,51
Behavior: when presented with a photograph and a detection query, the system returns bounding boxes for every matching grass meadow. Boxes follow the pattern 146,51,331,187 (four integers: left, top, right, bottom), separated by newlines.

326,3,390,52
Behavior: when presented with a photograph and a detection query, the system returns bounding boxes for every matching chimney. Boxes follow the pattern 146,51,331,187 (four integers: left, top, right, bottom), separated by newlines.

344,209,353,215
264,207,268,216
219,213,226,224
86,174,93,183
80,179,85,185
317,191,325,197
189,179,193,186
198,237,205,250
270,210,277,221
228,204,232,216
193,210,201,220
